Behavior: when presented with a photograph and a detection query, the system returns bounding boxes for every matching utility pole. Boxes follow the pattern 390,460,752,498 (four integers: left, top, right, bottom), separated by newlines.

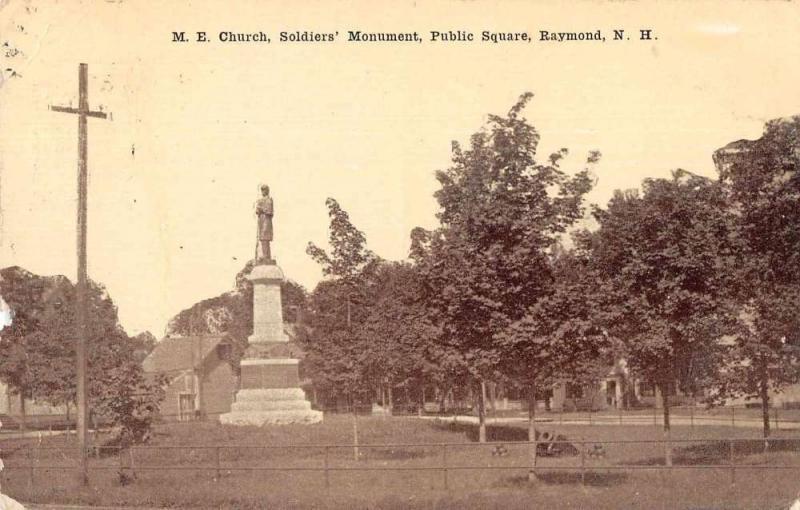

49,63,109,486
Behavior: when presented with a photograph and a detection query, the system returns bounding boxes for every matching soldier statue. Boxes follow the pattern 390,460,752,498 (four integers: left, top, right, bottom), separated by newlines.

255,184,274,263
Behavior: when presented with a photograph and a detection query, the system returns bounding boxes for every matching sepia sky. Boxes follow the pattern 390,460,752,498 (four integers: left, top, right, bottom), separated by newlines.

1,0,799,336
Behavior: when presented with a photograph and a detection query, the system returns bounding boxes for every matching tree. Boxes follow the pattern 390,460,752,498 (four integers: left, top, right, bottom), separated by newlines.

131,331,157,363
587,171,741,465
166,261,308,374
499,245,611,480
412,93,596,442
0,267,73,428
356,261,442,415
305,197,380,459
712,116,800,437
0,266,165,444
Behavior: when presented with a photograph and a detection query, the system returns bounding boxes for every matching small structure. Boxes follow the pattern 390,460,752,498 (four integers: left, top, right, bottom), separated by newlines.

0,383,66,418
143,334,236,421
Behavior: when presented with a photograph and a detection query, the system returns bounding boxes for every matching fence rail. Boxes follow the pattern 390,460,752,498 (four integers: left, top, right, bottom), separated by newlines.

3,404,800,432
3,437,800,497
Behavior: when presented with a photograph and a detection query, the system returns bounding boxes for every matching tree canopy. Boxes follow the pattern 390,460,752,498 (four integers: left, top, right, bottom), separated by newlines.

0,266,165,443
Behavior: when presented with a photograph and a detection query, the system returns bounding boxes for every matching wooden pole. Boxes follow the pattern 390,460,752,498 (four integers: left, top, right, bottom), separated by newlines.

75,62,90,487
324,446,330,489
49,63,109,486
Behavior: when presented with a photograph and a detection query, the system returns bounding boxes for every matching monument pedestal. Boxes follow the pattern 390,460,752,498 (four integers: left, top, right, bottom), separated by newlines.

219,263,322,426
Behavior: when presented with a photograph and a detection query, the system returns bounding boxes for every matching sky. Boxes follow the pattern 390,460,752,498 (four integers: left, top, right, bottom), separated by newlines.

1,0,799,336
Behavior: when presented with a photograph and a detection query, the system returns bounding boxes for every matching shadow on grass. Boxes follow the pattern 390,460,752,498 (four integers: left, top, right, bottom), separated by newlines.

431,420,528,442
363,448,427,460
431,420,576,445
628,438,800,466
500,470,628,487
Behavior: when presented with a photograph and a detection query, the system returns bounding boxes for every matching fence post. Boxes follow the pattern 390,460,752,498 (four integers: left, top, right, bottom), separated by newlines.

653,405,657,426
690,403,694,429
129,447,136,479
215,447,221,481
729,438,735,486
324,446,330,490
618,407,623,425
580,437,586,486
27,447,34,497
118,446,124,478
442,444,449,491
774,407,779,430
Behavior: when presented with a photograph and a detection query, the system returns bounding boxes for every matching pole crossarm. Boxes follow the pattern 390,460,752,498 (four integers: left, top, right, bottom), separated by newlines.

49,105,108,119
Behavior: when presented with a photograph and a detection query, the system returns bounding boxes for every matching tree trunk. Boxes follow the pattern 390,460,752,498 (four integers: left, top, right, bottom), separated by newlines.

758,355,771,440
528,383,538,483
478,380,487,443
489,382,497,416
418,383,425,417
19,390,26,432
660,384,672,467
351,394,360,461
65,402,71,439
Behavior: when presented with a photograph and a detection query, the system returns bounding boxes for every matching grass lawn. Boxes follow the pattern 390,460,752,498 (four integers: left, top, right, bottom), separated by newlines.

1,415,799,509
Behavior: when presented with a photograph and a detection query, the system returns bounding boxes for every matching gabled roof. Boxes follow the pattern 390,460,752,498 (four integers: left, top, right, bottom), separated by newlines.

142,334,231,374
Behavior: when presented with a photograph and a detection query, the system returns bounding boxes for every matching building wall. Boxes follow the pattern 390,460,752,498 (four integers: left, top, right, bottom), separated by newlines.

201,358,236,418
725,382,800,408
552,381,609,411
0,382,66,417
157,355,236,421
161,372,196,421
0,383,9,414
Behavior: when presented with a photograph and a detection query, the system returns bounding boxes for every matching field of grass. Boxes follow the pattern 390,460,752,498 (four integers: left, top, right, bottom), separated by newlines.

1,415,799,509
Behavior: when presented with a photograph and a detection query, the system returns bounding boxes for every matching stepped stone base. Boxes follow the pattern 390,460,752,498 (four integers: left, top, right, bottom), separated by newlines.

219,262,323,426
219,388,323,426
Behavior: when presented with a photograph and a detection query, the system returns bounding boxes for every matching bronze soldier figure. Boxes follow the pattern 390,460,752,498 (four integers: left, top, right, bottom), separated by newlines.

255,184,274,263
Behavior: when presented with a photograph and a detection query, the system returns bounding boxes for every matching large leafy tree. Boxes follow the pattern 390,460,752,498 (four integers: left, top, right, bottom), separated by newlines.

712,116,800,437
0,268,74,426
0,266,165,444
304,197,380,401
499,245,611,479
166,261,308,374
357,261,442,413
304,198,380,458
167,260,308,337
587,171,741,464
412,93,596,442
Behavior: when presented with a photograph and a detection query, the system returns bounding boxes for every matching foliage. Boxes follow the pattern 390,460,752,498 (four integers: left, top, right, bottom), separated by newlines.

586,171,742,418
165,261,308,372
411,93,596,385
303,198,380,401
306,197,378,286
498,245,612,392
711,117,800,431
166,260,308,337
0,266,165,444
356,262,442,401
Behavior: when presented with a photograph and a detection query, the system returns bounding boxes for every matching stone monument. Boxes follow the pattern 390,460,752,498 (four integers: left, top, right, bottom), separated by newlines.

219,185,322,426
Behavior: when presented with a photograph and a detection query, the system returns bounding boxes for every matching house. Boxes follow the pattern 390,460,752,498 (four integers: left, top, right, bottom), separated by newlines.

0,382,67,424
143,334,237,421
551,359,695,411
